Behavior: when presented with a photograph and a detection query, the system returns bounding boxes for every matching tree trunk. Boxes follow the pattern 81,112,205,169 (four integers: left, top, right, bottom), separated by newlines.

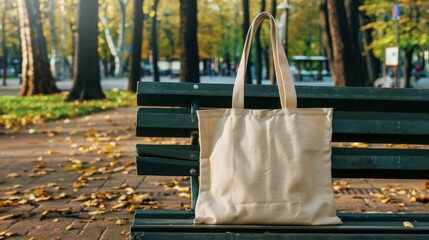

269,0,276,84
2,0,7,86
60,0,67,80
319,0,333,79
255,0,265,85
66,0,105,101
359,14,379,86
47,0,61,81
242,0,252,84
179,0,199,83
403,48,413,88
151,0,160,82
127,0,144,92
99,0,127,78
326,0,364,86
116,0,127,77
69,22,76,78
18,0,60,96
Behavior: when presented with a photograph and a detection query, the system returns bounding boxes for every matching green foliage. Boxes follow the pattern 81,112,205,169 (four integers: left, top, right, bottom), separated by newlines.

288,0,323,57
360,0,429,59
0,90,136,129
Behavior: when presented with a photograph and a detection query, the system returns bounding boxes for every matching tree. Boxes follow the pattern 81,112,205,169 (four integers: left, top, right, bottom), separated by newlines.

46,0,61,81
179,0,199,83
151,0,160,82
100,0,129,77
360,0,429,88
325,0,365,86
17,0,59,96
1,0,7,86
127,0,144,92
66,0,105,101
242,0,251,84
268,0,276,85
255,0,265,85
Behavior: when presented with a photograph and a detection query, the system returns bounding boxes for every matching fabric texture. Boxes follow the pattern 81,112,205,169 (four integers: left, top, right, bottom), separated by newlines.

194,12,342,225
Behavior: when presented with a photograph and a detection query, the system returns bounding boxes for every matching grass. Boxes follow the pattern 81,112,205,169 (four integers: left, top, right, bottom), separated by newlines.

0,89,136,129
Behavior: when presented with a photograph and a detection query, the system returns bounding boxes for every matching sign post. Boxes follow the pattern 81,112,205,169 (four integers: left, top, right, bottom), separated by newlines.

392,3,401,88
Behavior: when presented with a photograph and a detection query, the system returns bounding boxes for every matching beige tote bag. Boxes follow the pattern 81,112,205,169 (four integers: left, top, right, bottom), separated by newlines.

194,12,342,225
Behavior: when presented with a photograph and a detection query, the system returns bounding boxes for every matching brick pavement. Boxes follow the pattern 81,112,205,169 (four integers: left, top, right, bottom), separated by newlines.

1,107,429,239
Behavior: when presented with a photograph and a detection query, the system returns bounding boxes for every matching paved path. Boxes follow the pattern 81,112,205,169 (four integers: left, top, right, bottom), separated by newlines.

0,108,187,239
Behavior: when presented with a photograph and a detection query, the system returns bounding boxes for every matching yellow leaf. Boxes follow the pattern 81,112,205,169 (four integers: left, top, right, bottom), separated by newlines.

28,129,36,134
45,150,59,155
403,221,414,228
65,223,75,231
6,173,20,179
112,202,128,209
371,193,386,199
125,188,135,195
5,190,19,196
88,210,106,216
178,193,191,199
381,197,391,204
350,142,369,148
0,231,15,237
115,219,127,226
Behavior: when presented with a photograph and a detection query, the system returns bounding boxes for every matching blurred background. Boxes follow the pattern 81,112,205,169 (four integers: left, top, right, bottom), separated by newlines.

0,0,428,97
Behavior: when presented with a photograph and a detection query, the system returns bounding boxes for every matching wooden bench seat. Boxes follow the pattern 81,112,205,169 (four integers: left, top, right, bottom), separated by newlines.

130,82,429,239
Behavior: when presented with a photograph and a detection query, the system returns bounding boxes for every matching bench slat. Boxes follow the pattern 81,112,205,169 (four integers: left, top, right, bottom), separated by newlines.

130,211,429,239
134,210,429,222
136,108,429,143
136,145,429,178
136,156,199,176
137,82,429,113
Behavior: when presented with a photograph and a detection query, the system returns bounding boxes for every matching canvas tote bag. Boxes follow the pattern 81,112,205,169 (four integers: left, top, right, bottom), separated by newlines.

194,12,342,225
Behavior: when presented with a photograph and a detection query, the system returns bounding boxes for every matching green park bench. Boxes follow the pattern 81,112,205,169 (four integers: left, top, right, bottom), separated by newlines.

130,81,429,239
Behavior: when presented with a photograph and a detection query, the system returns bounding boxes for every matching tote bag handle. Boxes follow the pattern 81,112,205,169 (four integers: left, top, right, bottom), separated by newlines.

232,12,297,109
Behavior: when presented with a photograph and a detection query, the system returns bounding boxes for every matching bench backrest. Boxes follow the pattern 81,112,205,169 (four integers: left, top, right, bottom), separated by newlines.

136,82,429,207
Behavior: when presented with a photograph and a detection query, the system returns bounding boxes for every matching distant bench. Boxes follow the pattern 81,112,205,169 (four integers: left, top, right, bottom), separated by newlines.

131,82,429,239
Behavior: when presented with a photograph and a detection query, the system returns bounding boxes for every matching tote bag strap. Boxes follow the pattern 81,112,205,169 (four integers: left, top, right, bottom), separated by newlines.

232,12,297,109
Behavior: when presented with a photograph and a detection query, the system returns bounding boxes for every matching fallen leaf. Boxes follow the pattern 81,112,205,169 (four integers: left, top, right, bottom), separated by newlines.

112,202,128,209
6,173,20,179
115,219,127,226
350,142,369,148
0,231,15,237
125,188,135,195
70,194,90,202
5,190,19,196
88,210,106,216
45,150,59,155
403,221,414,228
381,197,391,204
178,193,191,199
0,213,32,220
371,193,386,199
65,223,75,231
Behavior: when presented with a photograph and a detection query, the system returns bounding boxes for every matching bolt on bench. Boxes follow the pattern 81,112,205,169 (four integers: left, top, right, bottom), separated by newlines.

130,81,429,239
